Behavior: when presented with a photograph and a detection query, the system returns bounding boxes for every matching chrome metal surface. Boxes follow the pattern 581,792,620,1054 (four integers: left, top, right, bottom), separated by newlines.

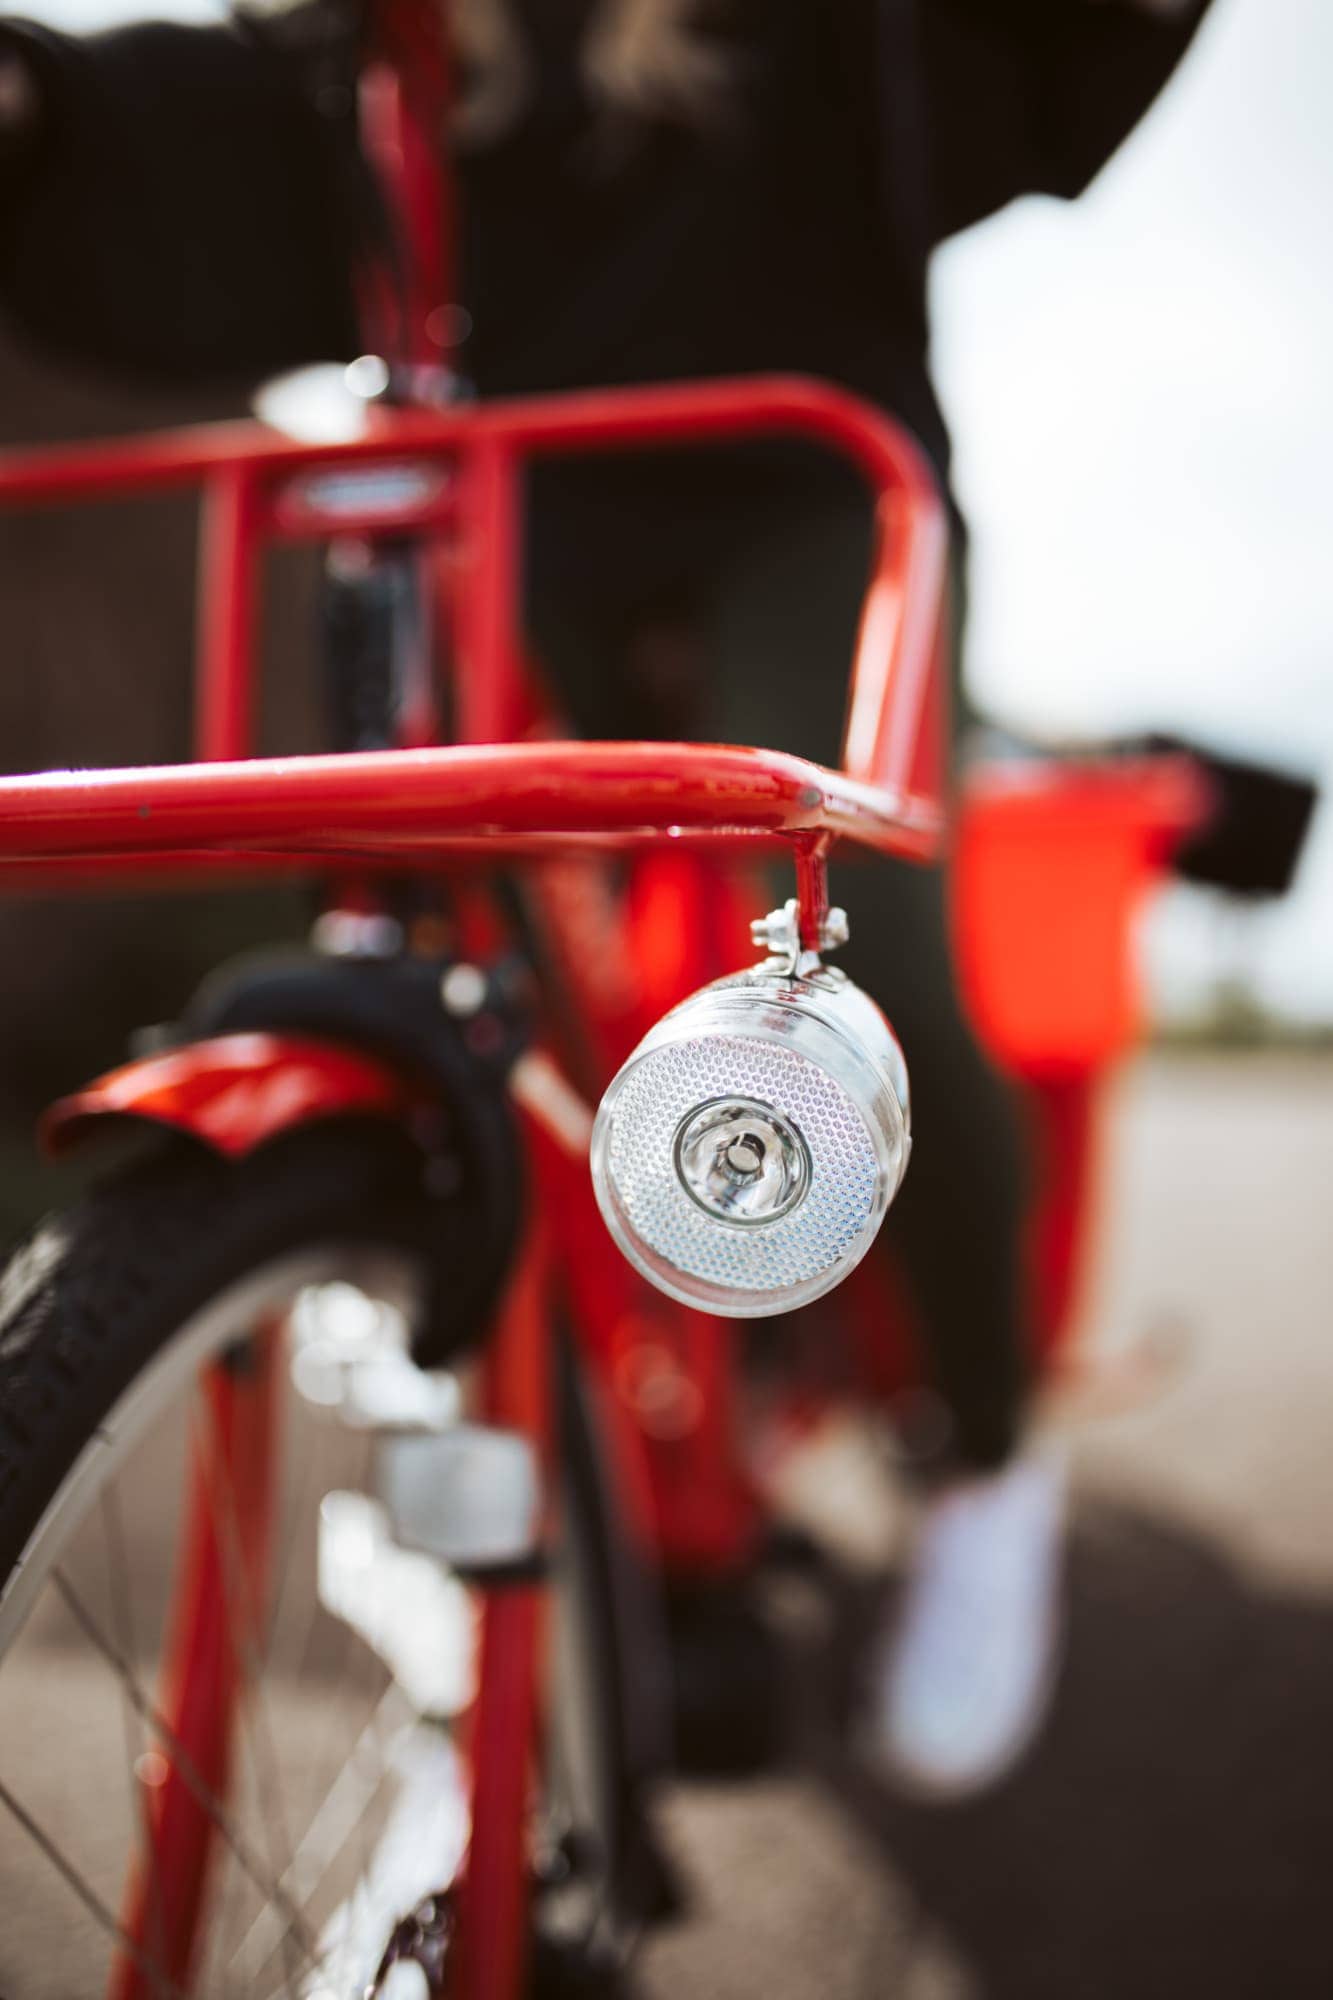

592,963,910,1317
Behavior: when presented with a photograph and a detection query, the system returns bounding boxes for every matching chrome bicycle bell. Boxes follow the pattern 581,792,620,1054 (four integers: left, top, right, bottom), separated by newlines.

591,903,911,1317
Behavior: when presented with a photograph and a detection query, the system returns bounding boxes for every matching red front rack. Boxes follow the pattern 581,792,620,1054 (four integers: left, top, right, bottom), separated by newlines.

0,375,949,898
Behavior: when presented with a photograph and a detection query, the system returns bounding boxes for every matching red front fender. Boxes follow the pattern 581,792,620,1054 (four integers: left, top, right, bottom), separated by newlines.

41,1032,413,1160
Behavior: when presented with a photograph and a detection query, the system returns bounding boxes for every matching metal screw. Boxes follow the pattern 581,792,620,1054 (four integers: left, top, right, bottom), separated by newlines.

749,899,851,969
750,899,803,963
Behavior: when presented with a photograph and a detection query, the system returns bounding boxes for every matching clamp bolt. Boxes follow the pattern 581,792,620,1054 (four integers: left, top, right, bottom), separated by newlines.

750,900,851,971
750,900,802,961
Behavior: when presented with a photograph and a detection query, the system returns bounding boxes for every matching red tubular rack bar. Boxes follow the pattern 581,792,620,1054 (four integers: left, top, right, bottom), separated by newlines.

0,375,949,876
0,741,940,878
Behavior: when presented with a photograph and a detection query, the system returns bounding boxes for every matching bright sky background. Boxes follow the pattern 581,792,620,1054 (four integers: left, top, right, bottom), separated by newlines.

930,0,1333,1019
22,0,1333,1016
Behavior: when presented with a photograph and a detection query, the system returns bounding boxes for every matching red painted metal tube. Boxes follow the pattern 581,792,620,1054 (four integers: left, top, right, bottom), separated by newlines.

453,437,525,747
195,465,263,763
111,1335,282,1999
794,840,833,951
0,740,943,873
453,1212,555,2000
0,376,940,509
0,376,947,807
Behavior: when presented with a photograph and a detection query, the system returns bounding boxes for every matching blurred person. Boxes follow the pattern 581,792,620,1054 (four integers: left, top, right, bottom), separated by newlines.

0,0,1210,1796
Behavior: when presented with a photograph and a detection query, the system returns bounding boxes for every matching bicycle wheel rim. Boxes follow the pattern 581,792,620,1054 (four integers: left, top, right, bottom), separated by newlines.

0,1236,618,2000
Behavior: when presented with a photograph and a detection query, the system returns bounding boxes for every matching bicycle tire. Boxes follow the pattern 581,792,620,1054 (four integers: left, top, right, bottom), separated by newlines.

0,1119,645,1996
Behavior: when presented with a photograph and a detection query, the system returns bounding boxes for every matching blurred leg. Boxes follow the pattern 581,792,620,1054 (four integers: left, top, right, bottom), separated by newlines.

524,448,1029,1465
703,461,1030,1468
705,465,1067,1796
524,450,1058,1793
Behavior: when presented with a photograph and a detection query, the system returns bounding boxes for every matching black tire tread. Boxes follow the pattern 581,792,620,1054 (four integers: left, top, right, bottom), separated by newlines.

0,1118,649,1993
0,1119,432,1587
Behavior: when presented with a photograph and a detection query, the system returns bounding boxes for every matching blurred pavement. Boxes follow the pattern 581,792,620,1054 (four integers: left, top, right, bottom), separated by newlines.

636,1053,1333,2000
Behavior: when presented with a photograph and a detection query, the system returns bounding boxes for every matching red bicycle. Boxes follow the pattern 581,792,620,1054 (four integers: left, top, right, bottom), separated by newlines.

0,7,1206,1997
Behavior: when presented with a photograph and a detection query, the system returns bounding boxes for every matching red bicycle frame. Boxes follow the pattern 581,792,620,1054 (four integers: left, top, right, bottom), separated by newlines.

0,373,947,850
0,2,1204,1989
0,376,950,1499
0,370,950,1999
0,0,953,1971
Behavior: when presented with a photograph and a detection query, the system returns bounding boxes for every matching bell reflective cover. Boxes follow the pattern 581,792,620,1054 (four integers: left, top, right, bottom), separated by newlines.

591,965,911,1317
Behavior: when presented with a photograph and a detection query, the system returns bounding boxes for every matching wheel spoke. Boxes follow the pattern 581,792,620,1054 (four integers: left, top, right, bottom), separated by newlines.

0,1772,187,2000
51,1569,322,1976
187,1374,305,1996
227,1679,417,1988
0,1239,505,1999
286,1431,376,1792
99,1485,173,1981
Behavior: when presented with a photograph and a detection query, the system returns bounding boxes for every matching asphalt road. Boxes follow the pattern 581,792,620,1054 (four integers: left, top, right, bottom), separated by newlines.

3,1052,1332,2000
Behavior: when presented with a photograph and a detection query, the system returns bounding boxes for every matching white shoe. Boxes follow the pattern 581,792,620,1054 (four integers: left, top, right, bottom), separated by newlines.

869,1450,1066,1799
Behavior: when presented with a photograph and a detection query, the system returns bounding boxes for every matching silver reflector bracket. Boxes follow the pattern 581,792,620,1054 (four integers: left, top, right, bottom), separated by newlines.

379,1427,542,1572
